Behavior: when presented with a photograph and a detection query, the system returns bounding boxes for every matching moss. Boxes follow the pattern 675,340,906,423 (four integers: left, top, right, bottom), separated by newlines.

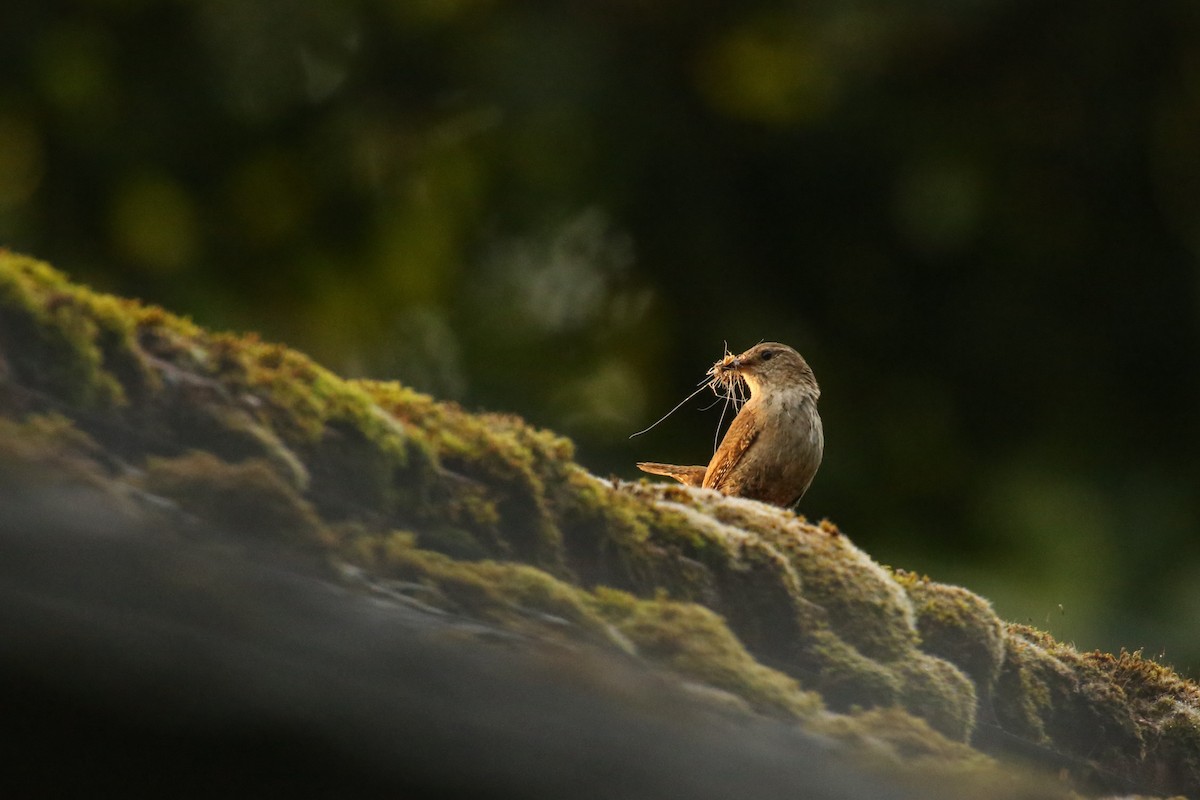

551,471,667,591
368,531,612,640
1045,644,1200,795
0,413,112,491
894,569,1006,694
0,256,128,408
157,387,312,490
620,484,979,739
814,706,986,765
807,627,904,711
589,586,823,719
361,532,821,720
693,497,920,661
143,451,325,542
367,381,571,572
1156,705,1200,793
987,627,1200,795
896,651,977,742
992,627,1073,744
765,520,919,662
415,525,492,561
6,252,1200,797
0,412,145,531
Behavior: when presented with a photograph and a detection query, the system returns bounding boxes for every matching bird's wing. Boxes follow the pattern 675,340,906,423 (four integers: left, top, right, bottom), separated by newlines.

703,408,760,492
636,462,707,487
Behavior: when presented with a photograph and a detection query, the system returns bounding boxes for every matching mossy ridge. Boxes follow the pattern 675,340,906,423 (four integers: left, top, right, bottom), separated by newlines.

364,380,572,571
991,624,1200,796
893,569,1007,694
0,255,462,535
6,253,1200,796
0,255,137,409
143,451,326,543
0,254,577,576
621,484,976,740
352,529,822,720
706,505,919,662
589,586,823,719
0,412,121,496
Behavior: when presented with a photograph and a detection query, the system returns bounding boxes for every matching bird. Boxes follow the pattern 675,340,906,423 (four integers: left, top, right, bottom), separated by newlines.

637,342,823,508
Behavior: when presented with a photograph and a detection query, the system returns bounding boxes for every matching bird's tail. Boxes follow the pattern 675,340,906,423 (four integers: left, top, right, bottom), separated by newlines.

636,462,706,487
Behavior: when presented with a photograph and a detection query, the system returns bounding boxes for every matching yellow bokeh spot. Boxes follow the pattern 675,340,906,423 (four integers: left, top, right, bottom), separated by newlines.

110,174,198,273
381,0,495,27
375,144,484,305
34,24,117,120
226,151,312,246
695,23,837,126
0,115,44,210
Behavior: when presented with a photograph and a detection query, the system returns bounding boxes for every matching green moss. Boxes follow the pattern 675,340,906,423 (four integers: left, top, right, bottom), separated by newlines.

0,413,111,490
987,626,1200,794
684,497,920,661
367,531,611,638
807,627,903,710
366,381,571,572
550,470,670,592
894,569,1005,694
992,627,1070,744
0,412,144,529
6,252,1200,797
758,516,919,662
415,525,492,560
143,451,325,542
1156,707,1200,793
0,255,129,408
642,498,819,659
620,484,980,739
896,652,977,742
589,586,823,719
814,706,986,765
358,531,821,720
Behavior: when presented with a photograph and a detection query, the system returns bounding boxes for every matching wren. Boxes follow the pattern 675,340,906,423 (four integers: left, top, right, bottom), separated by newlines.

637,342,823,508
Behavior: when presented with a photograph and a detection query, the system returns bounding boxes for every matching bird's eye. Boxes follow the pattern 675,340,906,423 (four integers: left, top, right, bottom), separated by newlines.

760,349,775,361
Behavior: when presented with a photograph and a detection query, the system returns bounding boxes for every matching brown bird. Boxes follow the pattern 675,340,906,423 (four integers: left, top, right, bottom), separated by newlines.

637,342,823,508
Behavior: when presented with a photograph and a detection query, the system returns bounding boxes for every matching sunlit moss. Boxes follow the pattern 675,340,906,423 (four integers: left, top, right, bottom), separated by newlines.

589,585,824,719
896,652,977,742
5,252,1200,797
894,569,1006,693
0,254,133,408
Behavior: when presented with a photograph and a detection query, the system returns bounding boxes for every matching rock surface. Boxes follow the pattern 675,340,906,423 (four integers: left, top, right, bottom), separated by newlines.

1,251,1196,798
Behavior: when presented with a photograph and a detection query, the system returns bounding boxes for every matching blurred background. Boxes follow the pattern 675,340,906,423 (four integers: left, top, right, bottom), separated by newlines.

3,0,1199,672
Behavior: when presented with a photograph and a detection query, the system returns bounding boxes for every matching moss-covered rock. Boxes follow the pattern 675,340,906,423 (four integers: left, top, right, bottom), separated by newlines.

2,250,1198,798
143,451,325,542
894,570,1007,697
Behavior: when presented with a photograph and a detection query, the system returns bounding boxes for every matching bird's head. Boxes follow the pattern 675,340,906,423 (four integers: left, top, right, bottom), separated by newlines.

710,342,818,397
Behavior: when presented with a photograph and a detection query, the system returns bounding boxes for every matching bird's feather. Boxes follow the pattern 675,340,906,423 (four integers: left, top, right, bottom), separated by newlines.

636,462,707,487
703,407,760,492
